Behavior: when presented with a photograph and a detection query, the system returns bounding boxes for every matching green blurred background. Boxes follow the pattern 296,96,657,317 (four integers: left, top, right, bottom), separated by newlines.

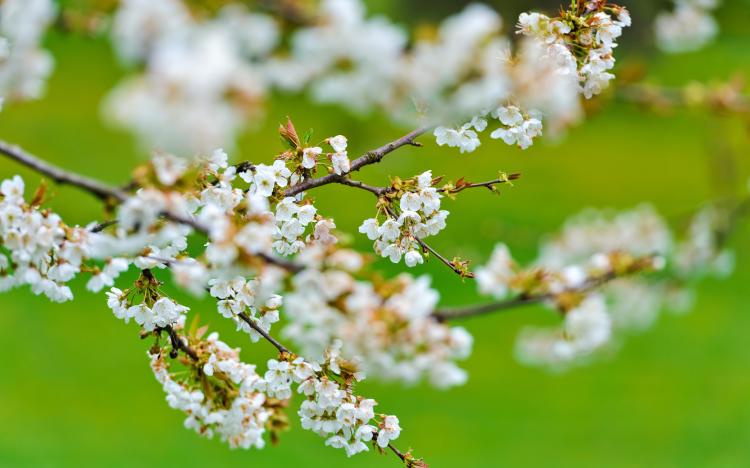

1,1,750,466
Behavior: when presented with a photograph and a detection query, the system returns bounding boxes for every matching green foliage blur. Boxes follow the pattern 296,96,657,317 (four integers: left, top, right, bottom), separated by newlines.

0,2,749,466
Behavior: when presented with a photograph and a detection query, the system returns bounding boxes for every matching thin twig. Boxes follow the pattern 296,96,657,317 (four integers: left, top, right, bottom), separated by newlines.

388,443,407,462
381,204,469,278
284,126,430,197
415,236,468,277
237,312,291,355
438,173,522,194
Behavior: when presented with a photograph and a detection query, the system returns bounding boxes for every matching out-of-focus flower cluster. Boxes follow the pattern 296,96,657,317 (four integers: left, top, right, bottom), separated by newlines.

285,245,472,388
655,0,720,53
475,203,737,371
1,0,731,158
100,0,631,155
434,1,630,154
517,3,631,99
0,0,56,107
107,0,279,154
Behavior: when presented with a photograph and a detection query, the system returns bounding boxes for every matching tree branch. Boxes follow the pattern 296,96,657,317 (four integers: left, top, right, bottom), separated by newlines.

284,126,430,197
0,140,128,201
617,83,750,114
0,139,304,273
336,178,390,196
433,271,620,321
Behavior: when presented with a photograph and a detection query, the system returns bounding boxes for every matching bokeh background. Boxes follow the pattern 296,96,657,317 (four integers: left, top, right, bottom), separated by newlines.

1,1,750,466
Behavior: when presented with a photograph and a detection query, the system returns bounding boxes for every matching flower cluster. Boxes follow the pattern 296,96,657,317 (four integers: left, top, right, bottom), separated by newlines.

262,343,401,457
433,118,484,154
297,134,351,175
99,255,409,457
434,105,544,152
271,198,319,255
655,0,720,53
534,205,689,333
284,245,472,388
0,176,97,302
433,0,630,155
489,106,544,150
267,0,406,114
97,0,632,155
150,332,273,449
96,143,335,279
0,0,56,106
536,205,673,269
105,279,189,332
0,130,347,315
209,276,282,342
517,3,631,99
359,171,447,267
